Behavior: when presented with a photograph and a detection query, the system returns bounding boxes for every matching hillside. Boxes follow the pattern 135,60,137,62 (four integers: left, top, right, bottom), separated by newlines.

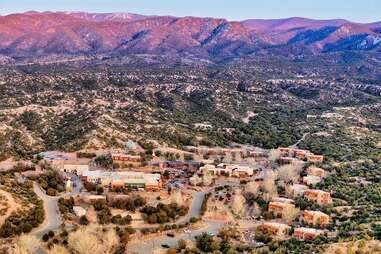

0,58,379,162
0,12,380,62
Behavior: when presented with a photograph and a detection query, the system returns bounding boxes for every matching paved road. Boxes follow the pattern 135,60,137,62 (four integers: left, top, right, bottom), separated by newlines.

31,183,61,239
176,191,205,224
127,190,226,254
127,220,224,254
31,175,83,239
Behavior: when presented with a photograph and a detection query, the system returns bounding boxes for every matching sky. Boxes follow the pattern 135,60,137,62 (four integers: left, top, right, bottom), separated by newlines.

0,0,380,23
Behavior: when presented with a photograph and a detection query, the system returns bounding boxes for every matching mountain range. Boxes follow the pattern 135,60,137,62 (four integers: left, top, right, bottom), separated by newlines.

0,11,381,61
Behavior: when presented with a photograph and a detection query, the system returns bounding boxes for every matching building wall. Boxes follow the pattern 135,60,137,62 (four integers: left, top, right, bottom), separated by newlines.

63,164,89,174
303,211,330,226
304,190,332,206
260,223,290,236
294,228,322,240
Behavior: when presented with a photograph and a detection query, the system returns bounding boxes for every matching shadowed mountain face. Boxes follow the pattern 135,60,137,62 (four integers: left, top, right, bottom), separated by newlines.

0,12,380,60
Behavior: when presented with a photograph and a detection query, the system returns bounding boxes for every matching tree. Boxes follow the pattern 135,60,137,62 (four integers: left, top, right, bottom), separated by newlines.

79,215,89,225
196,233,219,252
95,155,113,169
96,186,104,195
84,182,96,192
42,233,50,242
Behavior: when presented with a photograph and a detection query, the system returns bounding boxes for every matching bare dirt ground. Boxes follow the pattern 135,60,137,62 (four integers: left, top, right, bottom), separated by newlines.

0,189,21,226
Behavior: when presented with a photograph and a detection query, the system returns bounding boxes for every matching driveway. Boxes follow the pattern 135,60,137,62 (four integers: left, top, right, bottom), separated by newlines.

127,220,224,254
31,175,82,239
176,191,205,224
31,183,61,239
127,190,226,254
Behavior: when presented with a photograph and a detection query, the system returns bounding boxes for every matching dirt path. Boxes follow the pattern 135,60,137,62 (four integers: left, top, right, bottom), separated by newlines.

290,133,309,148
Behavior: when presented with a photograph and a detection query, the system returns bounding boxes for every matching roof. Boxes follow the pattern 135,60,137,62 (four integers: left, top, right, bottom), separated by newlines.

304,175,322,180
291,184,309,189
272,197,295,204
295,227,324,234
82,170,160,184
304,210,329,217
304,189,329,194
262,222,291,228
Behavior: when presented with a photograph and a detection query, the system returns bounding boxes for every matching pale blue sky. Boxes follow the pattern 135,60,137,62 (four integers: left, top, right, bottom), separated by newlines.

0,0,379,23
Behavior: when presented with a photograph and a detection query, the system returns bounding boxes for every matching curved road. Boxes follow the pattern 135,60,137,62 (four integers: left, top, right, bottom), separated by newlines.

127,220,224,254
127,191,226,254
176,191,205,224
31,183,62,239
33,178,224,254
31,175,83,239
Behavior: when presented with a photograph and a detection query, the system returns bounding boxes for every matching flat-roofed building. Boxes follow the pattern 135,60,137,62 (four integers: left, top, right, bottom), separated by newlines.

307,154,324,163
111,153,143,163
307,167,327,178
294,150,311,160
303,210,330,227
158,161,199,171
303,175,322,186
304,189,332,206
287,184,309,197
73,206,87,217
272,197,295,204
279,157,296,164
268,201,296,218
189,174,202,186
81,170,162,191
293,227,324,241
260,222,291,236
52,159,90,175
200,164,254,178
279,147,294,155
200,164,218,175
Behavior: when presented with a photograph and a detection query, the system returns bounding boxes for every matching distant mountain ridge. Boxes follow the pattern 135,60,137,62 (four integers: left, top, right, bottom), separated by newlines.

60,11,149,22
0,11,380,61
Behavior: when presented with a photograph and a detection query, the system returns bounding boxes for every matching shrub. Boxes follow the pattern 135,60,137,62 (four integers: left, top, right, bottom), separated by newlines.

79,215,89,225
42,233,50,242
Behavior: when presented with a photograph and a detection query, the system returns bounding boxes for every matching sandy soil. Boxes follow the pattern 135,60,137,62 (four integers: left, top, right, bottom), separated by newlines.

0,189,21,225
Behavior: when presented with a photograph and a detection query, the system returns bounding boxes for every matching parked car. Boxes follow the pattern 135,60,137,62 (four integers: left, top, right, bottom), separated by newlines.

166,233,175,237
161,244,170,248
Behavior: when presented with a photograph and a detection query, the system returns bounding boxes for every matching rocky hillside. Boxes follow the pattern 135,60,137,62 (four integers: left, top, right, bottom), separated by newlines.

0,59,379,160
0,12,380,61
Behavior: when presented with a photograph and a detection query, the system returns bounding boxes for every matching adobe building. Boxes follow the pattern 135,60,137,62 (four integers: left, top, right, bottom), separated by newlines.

303,175,322,186
272,197,295,204
304,189,332,206
303,210,330,227
200,163,254,178
268,201,296,218
279,157,297,165
294,149,311,160
287,184,309,198
81,170,162,191
307,167,327,178
111,153,143,163
293,227,324,241
260,222,291,236
307,154,324,163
